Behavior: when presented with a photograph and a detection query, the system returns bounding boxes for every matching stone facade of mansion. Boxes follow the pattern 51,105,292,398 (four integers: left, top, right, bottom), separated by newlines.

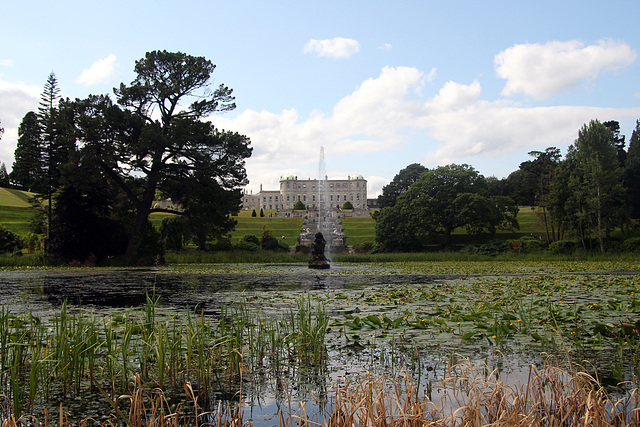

242,174,368,212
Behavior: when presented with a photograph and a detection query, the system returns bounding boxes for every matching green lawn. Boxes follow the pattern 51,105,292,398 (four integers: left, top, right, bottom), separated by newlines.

230,215,304,245
0,187,35,208
0,206,35,235
341,216,375,246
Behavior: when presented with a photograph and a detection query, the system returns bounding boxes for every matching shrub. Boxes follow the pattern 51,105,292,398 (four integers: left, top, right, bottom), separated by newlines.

242,234,260,245
354,241,374,253
460,240,508,257
234,241,259,251
623,237,640,252
0,225,23,253
342,201,354,210
160,217,188,251
548,240,575,255
296,244,311,254
293,201,305,210
209,237,233,251
509,236,547,253
259,208,264,217
251,209,257,217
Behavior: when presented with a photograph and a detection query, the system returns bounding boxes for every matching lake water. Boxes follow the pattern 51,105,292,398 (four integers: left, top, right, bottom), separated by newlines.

0,263,636,424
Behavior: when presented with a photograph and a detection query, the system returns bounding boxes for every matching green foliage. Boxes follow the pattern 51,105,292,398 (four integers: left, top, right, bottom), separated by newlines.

10,112,42,191
293,200,305,210
259,208,264,217
233,240,259,251
377,163,427,208
69,51,251,259
622,237,640,252
251,209,257,217
342,201,354,210
509,236,547,253
160,217,189,251
375,164,519,251
554,120,625,253
242,234,260,245
460,240,508,256
548,240,575,255
47,155,129,263
0,224,23,253
295,244,311,254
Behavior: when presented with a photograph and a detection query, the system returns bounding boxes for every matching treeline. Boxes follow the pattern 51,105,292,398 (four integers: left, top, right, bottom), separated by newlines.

1,51,251,265
376,119,640,253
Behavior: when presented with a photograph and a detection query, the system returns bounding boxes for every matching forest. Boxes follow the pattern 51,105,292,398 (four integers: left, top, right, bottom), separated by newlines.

376,119,640,253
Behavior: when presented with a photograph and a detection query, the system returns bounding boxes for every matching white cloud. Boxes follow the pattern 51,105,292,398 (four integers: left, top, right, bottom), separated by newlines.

379,43,392,52
76,54,117,85
495,39,636,99
303,37,360,59
0,78,40,167
210,65,640,195
0,60,13,67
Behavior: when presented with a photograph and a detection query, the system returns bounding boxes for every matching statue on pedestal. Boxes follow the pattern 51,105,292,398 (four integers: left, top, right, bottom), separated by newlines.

308,232,330,269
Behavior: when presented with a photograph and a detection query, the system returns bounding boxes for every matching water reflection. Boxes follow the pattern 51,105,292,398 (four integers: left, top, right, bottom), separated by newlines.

0,265,442,314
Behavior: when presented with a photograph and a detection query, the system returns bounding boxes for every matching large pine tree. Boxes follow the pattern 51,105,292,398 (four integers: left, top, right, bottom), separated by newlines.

10,111,43,191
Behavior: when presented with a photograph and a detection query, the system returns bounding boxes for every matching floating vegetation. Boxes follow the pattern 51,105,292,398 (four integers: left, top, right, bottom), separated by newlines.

1,260,640,424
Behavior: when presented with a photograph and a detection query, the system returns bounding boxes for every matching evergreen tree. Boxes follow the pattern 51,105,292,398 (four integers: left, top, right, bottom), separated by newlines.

0,163,8,187
624,119,640,220
10,112,43,191
564,120,625,252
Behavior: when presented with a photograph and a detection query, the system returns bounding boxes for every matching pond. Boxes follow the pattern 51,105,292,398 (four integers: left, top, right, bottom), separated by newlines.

1,261,640,425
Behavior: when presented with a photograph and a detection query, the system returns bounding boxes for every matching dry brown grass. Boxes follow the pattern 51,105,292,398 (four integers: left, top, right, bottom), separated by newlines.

2,358,639,426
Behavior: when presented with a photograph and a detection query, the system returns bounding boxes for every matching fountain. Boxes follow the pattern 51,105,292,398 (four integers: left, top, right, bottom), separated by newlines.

309,147,332,269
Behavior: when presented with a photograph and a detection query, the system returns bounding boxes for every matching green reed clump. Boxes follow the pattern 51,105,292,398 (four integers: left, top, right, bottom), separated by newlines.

0,293,331,421
288,294,328,364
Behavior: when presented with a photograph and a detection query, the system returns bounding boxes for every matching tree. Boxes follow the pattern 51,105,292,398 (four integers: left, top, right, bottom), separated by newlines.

375,164,518,250
47,150,128,263
519,147,562,243
564,120,625,252
624,120,640,220
0,164,8,187
342,201,353,210
10,112,42,191
72,51,251,258
603,120,626,167
377,163,427,208
293,200,305,210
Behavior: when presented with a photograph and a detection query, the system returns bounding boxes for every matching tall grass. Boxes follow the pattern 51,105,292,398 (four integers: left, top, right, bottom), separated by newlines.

3,356,639,426
0,293,330,423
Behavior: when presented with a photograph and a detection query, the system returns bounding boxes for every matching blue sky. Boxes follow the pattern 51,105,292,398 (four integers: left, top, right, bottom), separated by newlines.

1,1,639,196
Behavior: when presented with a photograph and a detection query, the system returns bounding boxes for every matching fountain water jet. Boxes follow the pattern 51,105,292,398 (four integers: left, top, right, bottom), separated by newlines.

309,146,331,269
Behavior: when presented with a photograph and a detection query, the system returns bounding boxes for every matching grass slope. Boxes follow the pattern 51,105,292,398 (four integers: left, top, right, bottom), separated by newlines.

0,188,37,235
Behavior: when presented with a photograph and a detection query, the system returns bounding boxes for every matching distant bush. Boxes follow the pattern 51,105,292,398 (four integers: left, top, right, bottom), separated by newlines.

242,234,260,245
354,241,374,253
234,241,259,251
251,209,257,217
209,238,233,251
295,244,311,254
509,236,547,253
460,240,508,257
548,240,575,255
293,201,305,210
0,225,23,253
623,237,640,252
342,201,354,210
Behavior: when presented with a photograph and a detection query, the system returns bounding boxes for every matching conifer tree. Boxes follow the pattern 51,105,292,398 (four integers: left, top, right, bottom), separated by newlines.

10,111,43,191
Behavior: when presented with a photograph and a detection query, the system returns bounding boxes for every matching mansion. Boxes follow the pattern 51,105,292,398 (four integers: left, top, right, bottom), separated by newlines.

242,174,368,212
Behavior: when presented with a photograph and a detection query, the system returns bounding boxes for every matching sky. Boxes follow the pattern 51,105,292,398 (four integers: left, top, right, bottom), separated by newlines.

1,1,640,197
